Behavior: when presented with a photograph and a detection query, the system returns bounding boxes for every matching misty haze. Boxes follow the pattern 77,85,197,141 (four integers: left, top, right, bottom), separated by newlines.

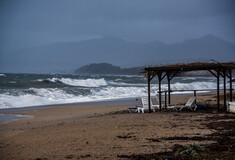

0,0,235,73
1,35,235,73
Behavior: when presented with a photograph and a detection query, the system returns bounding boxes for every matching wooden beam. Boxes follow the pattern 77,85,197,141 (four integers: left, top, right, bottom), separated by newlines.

216,67,220,111
144,63,235,74
223,68,227,111
164,91,167,108
220,72,225,77
161,72,167,81
170,71,178,80
157,72,162,111
208,69,217,77
229,69,232,102
167,71,178,105
147,71,151,113
225,72,230,78
150,72,158,81
194,90,197,104
167,72,171,105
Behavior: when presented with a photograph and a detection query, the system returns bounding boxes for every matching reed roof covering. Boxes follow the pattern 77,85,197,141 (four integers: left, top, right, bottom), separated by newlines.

144,62,235,73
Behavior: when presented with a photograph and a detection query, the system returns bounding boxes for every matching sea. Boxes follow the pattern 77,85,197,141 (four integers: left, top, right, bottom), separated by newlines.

1,73,233,110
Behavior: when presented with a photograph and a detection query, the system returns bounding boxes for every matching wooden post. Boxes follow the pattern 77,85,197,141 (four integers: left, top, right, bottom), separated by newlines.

217,68,220,111
223,68,226,111
229,69,232,102
158,72,162,111
194,90,197,104
167,73,171,105
147,71,151,113
164,91,167,109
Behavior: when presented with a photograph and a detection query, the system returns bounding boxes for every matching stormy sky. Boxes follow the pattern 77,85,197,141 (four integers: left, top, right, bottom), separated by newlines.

1,0,235,53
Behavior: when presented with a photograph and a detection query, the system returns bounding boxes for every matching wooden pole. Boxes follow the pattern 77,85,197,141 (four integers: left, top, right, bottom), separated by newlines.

164,91,167,108
147,71,151,113
229,69,232,102
223,68,226,111
167,73,171,105
217,68,220,111
158,72,162,111
194,90,197,104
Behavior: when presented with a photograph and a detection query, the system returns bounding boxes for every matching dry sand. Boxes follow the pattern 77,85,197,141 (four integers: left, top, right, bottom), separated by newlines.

0,94,234,160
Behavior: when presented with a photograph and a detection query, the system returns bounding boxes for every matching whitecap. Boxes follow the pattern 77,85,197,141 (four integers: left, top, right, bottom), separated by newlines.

8,81,16,84
0,86,153,109
108,81,146,87
0,88,83,109
1,76,232,109
182,77,197,80
59,78,107,87
90,86,156,100
35,77,108,87
159,81,217,91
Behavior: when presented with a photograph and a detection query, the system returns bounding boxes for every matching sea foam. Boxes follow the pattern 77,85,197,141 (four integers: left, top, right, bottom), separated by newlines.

36,78,107,87
0,86,151,109
60,78,107,87
0,88,88,109
1,74,232,109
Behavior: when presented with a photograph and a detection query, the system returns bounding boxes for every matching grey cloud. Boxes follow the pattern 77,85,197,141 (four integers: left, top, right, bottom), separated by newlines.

0,0,235,52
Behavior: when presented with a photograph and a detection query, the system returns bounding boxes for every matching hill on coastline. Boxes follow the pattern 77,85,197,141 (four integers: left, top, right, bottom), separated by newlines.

75,63,235,76
75,63,142,75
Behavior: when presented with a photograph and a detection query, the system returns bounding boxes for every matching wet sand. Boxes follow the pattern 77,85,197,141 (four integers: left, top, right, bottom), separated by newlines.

0,94,234,159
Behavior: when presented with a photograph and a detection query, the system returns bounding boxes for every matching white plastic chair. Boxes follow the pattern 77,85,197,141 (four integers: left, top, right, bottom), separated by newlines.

175,97,197,111
137,97,159,113
227,102,235,113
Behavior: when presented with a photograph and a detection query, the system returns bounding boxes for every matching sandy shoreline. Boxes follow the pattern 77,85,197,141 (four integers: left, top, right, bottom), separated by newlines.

0,93,234,159
0,91,216,123
0,97,141,124
0,90,216,113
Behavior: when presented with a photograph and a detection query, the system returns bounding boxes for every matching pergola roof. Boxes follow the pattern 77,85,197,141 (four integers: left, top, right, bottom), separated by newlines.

143,62,235,113
144,62,235,73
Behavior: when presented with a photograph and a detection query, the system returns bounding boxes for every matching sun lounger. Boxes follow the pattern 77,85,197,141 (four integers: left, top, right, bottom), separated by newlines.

137,97,159,113
155,94,176,110
126,106,142,113
156,94,165,107
174,97,197,111
227,102,235,113
166,105,178,111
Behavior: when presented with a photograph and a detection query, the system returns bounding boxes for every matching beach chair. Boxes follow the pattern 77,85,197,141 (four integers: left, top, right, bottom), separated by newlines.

156,94,166,108
166,105,178,111
126,106,141,113
175,96,197,111
137,97,159,113
227,102,235,113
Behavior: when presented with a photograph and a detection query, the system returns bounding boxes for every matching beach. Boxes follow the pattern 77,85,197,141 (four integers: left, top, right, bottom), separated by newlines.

0,93,234,160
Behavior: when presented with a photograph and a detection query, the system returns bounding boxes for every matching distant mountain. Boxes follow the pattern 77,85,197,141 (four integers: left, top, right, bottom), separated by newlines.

75,63,142,75
76,62,235,76
1,35,235,73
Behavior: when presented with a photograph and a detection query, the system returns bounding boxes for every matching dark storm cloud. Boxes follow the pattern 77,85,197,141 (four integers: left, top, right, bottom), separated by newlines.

0,0,235,52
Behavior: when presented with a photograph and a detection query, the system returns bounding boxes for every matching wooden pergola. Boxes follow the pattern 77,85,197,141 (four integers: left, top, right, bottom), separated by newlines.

144,62,235,112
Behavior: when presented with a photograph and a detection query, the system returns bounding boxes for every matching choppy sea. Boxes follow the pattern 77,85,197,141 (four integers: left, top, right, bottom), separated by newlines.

0,73,233,109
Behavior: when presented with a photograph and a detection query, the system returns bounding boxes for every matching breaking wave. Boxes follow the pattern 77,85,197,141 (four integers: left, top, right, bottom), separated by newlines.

1,73,231,109
0,88,90,109
36,78,108,87
163,82,217,91
0,87,146,109
60,78,107,87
